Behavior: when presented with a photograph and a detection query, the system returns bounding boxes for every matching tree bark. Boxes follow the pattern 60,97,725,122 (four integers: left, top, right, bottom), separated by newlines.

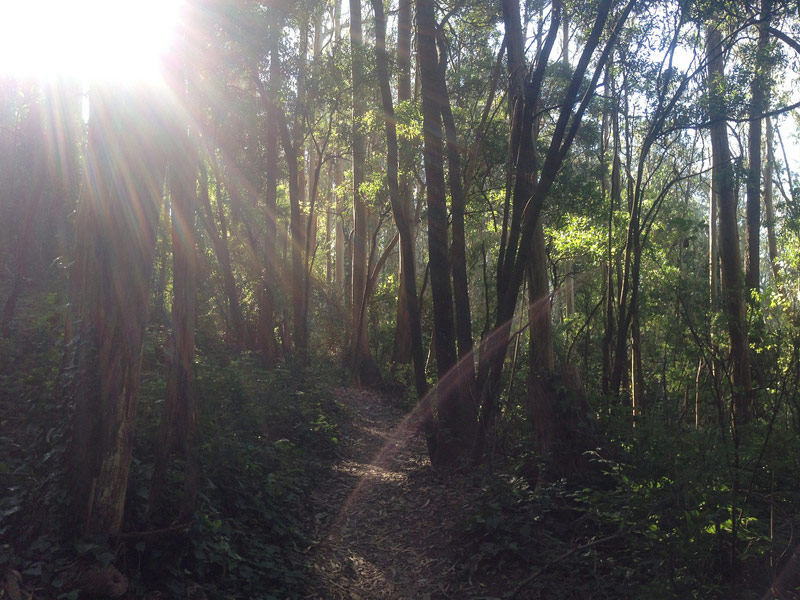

151,57,198,520
436,32,474,377
392,0,415,364
349,0,381,385
764,116,778,280
417,0,475,468
372,0,427,397
198,162,245,351
70,85,166,534
1,102,45,337
528,221,554,372
745,0,771,295
707,25,753,423
259,20,281,366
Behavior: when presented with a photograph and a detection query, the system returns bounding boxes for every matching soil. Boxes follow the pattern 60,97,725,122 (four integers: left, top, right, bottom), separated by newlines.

302,387,495,600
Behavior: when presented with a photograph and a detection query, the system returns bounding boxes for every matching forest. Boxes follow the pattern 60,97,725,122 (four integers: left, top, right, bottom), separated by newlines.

2,0,800,597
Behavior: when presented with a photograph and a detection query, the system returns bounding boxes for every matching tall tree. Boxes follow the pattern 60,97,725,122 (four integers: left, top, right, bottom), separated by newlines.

151,51,199,520
293,14,310,356
478,0,634,465
1,99,46,337
371,0,428,397
706,24,753,423
392,0,416,364
259,19,281,366
69,86,167,533
436,30,474,378
417,0,475,468
744,0,772,294
763,116,779,280
349,0,381,385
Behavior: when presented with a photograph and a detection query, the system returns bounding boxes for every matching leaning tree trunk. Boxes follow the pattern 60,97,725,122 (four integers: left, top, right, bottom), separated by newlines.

70,85,167,534
477,0,631,461
707,25,753,424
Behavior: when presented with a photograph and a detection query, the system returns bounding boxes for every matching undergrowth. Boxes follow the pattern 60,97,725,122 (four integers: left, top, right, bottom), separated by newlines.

0,301,345,600
455,402,800,600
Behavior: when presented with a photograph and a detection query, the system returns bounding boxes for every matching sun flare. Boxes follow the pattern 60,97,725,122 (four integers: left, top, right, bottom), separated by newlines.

0,0,182,82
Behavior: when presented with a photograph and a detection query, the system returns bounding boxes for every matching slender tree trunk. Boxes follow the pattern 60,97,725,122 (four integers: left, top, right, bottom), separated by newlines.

392,0,415,364
292,18,309,358
372,0,427,397
349,0,381,385
198,163,245,351
710,183,719,303
609,70,631,396
260,21,281,366
333,0,346,301
151,61,198,520
335,158,345,295
417,0,474,467
745,0,771,295
764,116,778,280
70,86,166,534
528,221,554,372
436,32,474,380
707,25,753,424
600,78,615,395
1,103,45,337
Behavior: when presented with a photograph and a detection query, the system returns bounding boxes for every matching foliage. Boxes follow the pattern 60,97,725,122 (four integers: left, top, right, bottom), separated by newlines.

0,301,345,598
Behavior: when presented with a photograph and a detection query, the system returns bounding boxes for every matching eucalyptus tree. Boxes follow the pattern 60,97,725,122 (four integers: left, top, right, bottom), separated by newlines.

151,41,200,520
69,85,168,534
706,23,753,423
474,0,636,474
371,0,427,397
349,0,381,385
417,0,475,467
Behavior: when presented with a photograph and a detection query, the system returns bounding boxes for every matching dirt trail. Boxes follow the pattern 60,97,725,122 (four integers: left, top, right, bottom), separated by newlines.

303,387,486,600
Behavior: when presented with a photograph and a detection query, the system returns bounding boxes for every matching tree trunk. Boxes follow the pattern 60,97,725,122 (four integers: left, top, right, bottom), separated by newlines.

764,116,778,280
710,183,719,303
528,220,554,372
259,20,281,366
372,0,427,397
600,70,615,396
198,163,245,351
478,0,630,453
349,0,381,385
436,32,474,378
745,0,771,295
151,62,198,520
1,102,45,337
707,25,753,424
417,0,475,468
292,18,309,358
70,86,166,534
392,0,415,365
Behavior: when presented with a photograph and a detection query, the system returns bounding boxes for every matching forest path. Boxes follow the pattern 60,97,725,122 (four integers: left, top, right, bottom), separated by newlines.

302,387,486,600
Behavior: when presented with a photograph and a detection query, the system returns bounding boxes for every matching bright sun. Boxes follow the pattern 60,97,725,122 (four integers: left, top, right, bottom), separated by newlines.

0,0,182,82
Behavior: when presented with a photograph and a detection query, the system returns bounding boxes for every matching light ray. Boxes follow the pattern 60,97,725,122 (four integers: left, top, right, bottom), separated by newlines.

0,0,182,82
